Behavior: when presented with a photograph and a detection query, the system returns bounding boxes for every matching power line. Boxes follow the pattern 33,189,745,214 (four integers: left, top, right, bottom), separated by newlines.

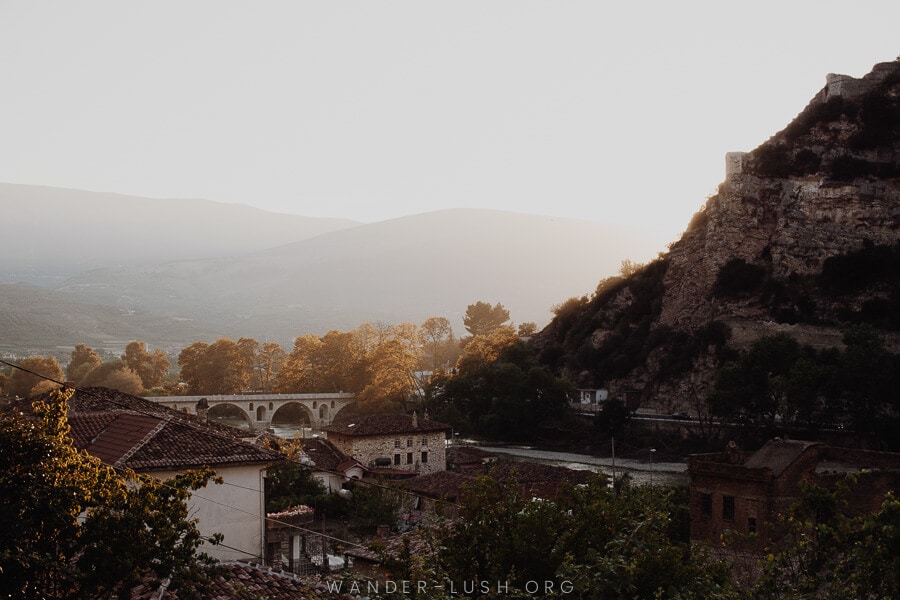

1,357,462,508
1,359,459,558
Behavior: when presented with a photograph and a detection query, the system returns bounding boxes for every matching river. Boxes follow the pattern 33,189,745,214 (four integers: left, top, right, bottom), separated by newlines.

469,444,689,487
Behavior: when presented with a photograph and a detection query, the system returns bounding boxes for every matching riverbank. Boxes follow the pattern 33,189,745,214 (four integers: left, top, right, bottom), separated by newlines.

469,444,689,487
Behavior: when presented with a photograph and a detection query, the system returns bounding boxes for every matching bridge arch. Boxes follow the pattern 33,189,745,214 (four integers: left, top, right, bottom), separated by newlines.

270,401,315,427
207,402,253,428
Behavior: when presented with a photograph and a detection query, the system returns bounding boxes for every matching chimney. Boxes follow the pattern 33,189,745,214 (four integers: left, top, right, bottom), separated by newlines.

411,411,418,428
196,398,209,423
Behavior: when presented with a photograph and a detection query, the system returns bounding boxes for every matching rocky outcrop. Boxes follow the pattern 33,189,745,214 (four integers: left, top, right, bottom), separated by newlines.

534,60,900,409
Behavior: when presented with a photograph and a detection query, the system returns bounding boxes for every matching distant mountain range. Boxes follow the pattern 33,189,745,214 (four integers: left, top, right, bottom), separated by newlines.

0,184,667,356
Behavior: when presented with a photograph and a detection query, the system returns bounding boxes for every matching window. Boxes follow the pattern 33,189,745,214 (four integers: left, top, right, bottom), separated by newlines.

422,437,428,446
394,454,401,465
723,495,735,522
407,438,413,447
421,451,428,464
394,439,400,448
748,517,757,534
406,452,413,465
700,493,712,518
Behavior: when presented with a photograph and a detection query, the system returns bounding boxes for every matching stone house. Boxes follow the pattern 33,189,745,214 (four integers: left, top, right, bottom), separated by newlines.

322,412,449,475
19,386,286,563
688,438,900,549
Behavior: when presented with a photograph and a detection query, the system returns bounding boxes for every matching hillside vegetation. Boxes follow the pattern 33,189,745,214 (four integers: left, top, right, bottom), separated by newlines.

533,60,900,428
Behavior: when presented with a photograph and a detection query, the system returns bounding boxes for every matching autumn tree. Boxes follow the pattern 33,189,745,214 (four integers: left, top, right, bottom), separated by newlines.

177,338,249,395
4,356,64,399
358,337,420,413
0,389,220,599
255,341,286,393
276,330,367,394
462,301,511,337
455,325,519,373
122,341,171,390
67,344,102,385
418,316,458,373
79,360,144,395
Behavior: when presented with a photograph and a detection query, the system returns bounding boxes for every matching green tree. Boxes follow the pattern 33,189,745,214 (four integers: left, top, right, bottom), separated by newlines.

463,301,511,337
517,321,538,337
429,334,572,441
4,356,64,399
751,478,900,600
122,341,171,390
436,475,737,599
834,325,898,442
0,389,220,599
708,333,813,430
67,344,102,384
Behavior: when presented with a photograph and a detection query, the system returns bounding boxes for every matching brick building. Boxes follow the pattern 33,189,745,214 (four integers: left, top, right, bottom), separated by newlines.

322,412,449,475
688,438,900,549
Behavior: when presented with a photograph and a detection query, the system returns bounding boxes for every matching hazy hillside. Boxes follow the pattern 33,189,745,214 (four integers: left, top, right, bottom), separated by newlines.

0,183,358,283
0,282,220,356
1,201,668,355
533,60,900,411
51,209,665,348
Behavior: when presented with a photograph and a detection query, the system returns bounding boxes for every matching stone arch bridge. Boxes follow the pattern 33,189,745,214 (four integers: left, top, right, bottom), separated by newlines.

149,393,356,430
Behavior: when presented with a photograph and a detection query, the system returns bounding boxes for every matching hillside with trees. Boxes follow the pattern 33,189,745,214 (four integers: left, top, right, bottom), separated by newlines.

531,60,900,449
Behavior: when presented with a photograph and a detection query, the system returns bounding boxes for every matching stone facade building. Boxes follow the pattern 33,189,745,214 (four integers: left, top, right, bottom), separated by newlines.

322,412,449,475
688,438,900,549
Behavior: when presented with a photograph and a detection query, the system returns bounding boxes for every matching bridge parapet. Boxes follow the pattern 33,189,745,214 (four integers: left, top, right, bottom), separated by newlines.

147,393,356,429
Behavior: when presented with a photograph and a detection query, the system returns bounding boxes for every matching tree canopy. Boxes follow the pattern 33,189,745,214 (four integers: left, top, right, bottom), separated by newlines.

462,301,511,337
3,355,64,399
0,388,220,599
707,327,900,447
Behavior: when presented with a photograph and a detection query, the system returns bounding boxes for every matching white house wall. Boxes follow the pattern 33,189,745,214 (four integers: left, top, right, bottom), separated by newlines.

152,463,268,562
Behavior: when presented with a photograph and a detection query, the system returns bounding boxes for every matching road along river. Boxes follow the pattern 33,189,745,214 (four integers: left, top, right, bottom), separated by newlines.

470,445,689,487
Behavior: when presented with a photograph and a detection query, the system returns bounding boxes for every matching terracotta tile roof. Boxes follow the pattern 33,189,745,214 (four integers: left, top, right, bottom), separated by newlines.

400,469,472,501
400,459,594,503
343,529,439,565
323,413,449,437
20,386,285,472
744,438,822,476
484,460,593,486
447,445,497,466
300,437,353,472
131,561,357,599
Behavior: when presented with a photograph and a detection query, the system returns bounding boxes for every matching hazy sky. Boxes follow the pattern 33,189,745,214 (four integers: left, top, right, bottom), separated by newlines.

2,2,897,242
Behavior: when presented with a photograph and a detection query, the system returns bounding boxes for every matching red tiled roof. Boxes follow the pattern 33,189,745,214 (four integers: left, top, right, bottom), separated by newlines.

130,561,357,599
400,470,472,501
300,437,360,473
20,387,285,472
323,413,449,436
744,438,822,476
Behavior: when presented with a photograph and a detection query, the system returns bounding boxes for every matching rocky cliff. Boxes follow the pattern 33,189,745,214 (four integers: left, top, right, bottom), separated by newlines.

533,60,900,412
